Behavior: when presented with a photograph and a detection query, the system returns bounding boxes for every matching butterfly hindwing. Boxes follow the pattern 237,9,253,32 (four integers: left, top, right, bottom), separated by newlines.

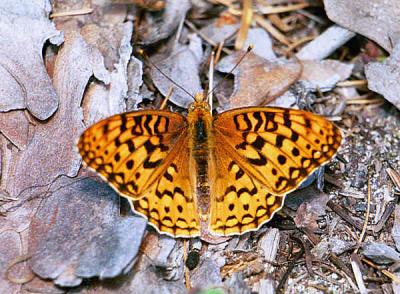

209,145,284,235
129,135,200,237
213,107,342,196
77,110,188,199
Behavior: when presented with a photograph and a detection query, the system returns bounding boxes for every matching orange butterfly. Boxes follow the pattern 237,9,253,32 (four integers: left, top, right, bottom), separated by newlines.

77,93,342,238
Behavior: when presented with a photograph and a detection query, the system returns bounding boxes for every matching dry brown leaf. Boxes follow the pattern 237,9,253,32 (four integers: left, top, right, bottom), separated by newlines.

324,0,400,53
81,22,137,124
0,0,63,119
301,59,354,91
150,34,203,108
29,178,147,287
216,51,302,109
137,0,191,45
366,43,400,110
6,32,110,197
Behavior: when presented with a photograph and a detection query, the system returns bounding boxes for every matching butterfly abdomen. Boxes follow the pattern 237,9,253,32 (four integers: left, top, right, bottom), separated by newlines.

187,111,213,217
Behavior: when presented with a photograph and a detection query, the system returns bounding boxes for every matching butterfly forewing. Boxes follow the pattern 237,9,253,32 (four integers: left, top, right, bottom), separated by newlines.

213,107,342,196
77,110,188,199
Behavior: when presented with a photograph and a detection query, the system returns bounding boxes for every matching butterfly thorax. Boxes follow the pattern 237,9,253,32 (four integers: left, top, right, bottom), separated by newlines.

187,101,213,220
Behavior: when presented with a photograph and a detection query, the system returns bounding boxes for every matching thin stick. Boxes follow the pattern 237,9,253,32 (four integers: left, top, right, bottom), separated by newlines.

183,240,190,289
174,15,186,45
285,35,316,57
387,167,400,190
208,52,214,112
184,21,233,55
214,41,224,65
206,45,253,100
234,0,253,50
362,258,400,284
337,80,368,87
258,3,311,14
50,7,93,18
160,87,174,110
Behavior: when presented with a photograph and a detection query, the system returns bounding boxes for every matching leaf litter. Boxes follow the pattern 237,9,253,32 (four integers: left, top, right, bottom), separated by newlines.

0,0,399,293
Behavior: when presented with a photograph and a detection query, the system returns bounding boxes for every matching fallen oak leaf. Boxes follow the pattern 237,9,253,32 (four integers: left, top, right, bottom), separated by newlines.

6,31,110,197
216,50,302,109
0,0,63,120
28,178,147,287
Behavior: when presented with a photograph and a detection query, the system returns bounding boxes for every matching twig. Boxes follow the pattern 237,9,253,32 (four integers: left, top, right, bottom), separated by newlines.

254,14,291,46
372,201,396,233
285,35,316,57
257,3,311,14
276,244,304,292
212,0,291,46
350,253,368,294
50,8,93,18
183,240,190,289
327,200,364,231
387,167,400,190
337,80,368,87
362,258,400,284
234,0,253,50
160,86,174,110
184,21,232,54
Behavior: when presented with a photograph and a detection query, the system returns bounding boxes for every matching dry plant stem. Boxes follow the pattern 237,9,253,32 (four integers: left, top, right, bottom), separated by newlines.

276,246,304,292
362,258,400,284
346,98,384,105
327,200,364,230
234,0,253,50
184,240,190,289
337,80,368,87
184,21,232,55
160,87,174,110
387,168,400,190
257,3,311,15
350,253,368,294
50,8,93,18
174,15,186,45
268,14,294,32
254,14,291,46
213,0,291,46
302,229,356,281
285,36,316,57
214,41,224,65
372,202,396,233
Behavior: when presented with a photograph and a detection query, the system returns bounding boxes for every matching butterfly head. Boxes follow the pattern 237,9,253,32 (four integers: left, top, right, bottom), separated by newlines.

188,93,210,114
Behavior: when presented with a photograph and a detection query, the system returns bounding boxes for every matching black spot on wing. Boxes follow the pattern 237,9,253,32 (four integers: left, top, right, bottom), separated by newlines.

144,115,153,134
276,135,284,148
247,153,267,166
251,136,266,150
253,112,263,131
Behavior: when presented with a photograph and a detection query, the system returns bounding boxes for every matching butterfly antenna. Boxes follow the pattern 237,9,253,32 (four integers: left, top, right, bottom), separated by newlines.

207,51,215,112
138,49,196,100
206,45,253,101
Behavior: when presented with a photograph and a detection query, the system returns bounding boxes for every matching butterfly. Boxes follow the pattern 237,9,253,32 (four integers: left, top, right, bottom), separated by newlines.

77,93,342,238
